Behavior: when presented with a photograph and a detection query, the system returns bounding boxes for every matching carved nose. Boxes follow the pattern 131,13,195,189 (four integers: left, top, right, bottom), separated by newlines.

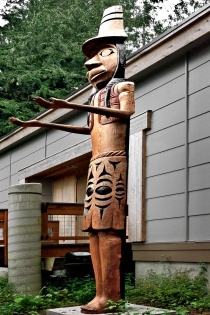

85,57,102,70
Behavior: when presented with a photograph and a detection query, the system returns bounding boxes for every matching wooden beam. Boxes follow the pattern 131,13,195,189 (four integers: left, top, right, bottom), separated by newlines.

130,110,152,134
133,249,210,263
41,212,48,240
18,142,91,180
41,243,90,258
0,212,5,220
132,242,210,263
41,202,84,215
128,111,151,242
48,236,89,241
0,247,4,264
4,211,8,266
132,242,210,250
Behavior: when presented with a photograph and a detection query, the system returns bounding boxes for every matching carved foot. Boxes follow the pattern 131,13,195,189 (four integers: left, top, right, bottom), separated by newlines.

81,297,110,314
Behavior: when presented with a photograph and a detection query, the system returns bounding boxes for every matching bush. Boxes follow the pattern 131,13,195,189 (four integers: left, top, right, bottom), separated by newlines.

0,275,95,315
126,264,210,313
0,265,210,314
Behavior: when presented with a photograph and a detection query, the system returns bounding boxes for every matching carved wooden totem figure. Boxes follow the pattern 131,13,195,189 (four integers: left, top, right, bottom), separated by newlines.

9,5,135,314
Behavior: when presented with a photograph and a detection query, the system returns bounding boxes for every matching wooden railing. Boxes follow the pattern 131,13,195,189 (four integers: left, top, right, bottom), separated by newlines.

0,202,129,266
0,203,89,266
41,202,89,243
0,210,8,266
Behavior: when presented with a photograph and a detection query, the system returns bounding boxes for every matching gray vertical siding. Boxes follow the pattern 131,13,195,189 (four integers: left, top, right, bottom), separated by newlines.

0,134,46,208
140,43,210,242
188,44,210,241
134,57,187,242
10,134,46,187
46,113,89,157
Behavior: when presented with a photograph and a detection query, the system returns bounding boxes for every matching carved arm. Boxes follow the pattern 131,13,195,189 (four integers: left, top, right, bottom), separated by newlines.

35,96,134,119
8,117,90,134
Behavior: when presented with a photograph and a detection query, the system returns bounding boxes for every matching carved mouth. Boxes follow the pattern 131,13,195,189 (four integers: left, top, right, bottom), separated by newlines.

89,70,106,82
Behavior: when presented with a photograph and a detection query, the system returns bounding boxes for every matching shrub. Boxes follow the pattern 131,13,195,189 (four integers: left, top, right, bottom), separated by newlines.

0,265,210,314
0,275,95,315
126,264,210,312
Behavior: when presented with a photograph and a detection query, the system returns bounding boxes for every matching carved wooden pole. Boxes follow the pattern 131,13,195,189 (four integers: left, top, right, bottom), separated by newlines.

80,6,135,314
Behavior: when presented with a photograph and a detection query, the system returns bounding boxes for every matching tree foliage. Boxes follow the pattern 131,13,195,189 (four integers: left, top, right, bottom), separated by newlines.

0,0,209,137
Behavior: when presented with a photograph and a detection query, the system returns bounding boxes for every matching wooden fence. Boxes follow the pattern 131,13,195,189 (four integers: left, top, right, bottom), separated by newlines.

41,202,89,258
0,210,8,266
0,203,89,267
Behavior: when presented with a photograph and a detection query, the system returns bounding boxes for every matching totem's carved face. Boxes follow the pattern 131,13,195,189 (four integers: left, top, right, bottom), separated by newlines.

84,44,117,89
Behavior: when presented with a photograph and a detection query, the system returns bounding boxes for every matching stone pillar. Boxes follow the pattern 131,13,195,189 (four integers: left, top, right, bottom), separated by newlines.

8,183,42,296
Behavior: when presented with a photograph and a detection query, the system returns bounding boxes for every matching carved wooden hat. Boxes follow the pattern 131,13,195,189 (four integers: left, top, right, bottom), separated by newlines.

82,5,128,58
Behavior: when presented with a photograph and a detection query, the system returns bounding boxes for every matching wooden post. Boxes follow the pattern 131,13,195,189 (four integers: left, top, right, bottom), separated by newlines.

3,210,8,266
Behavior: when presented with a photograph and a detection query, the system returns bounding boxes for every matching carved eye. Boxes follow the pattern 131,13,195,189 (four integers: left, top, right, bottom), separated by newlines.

86,186,94,197
99,49,114,57
96,186,112,195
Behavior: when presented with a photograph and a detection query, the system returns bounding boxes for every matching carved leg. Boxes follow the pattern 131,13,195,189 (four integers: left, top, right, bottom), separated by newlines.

90,232,103,299
81,231,122,314
100,231,121,303
81,232,103,313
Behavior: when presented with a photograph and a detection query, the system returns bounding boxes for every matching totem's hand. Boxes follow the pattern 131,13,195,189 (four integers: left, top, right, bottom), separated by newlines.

8,117,41,128
34,96,56,109
8,117,25,127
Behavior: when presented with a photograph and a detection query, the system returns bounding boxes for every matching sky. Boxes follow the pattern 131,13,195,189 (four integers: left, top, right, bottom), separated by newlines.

0,0,7,26
0,0,182,26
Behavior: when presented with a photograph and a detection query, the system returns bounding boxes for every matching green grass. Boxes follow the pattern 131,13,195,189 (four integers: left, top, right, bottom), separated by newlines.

0,264,210,314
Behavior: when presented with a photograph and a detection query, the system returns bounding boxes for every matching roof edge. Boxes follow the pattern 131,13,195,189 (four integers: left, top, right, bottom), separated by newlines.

1,3,210,152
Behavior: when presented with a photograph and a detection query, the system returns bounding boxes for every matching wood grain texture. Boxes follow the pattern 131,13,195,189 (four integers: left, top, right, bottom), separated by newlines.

128,131,145,242
132,241,210,262
127,111,151,242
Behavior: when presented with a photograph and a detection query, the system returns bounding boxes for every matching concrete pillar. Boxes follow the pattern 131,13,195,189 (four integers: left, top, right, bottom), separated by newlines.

8,183,42,296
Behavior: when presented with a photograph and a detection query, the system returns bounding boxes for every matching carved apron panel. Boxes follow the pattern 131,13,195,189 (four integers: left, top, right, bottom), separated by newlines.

82,154,127,231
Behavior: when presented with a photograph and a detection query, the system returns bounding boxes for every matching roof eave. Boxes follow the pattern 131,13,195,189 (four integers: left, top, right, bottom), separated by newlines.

1,3,210,152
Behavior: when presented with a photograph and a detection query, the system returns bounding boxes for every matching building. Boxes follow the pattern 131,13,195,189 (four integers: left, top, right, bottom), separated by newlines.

1,3,210,278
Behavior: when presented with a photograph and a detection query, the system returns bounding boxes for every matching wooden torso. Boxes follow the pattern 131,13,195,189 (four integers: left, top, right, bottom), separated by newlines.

89,85,128,157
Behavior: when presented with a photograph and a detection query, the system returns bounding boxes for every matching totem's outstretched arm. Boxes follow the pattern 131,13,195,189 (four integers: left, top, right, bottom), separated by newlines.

35,96,134,119
8,117,90,135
